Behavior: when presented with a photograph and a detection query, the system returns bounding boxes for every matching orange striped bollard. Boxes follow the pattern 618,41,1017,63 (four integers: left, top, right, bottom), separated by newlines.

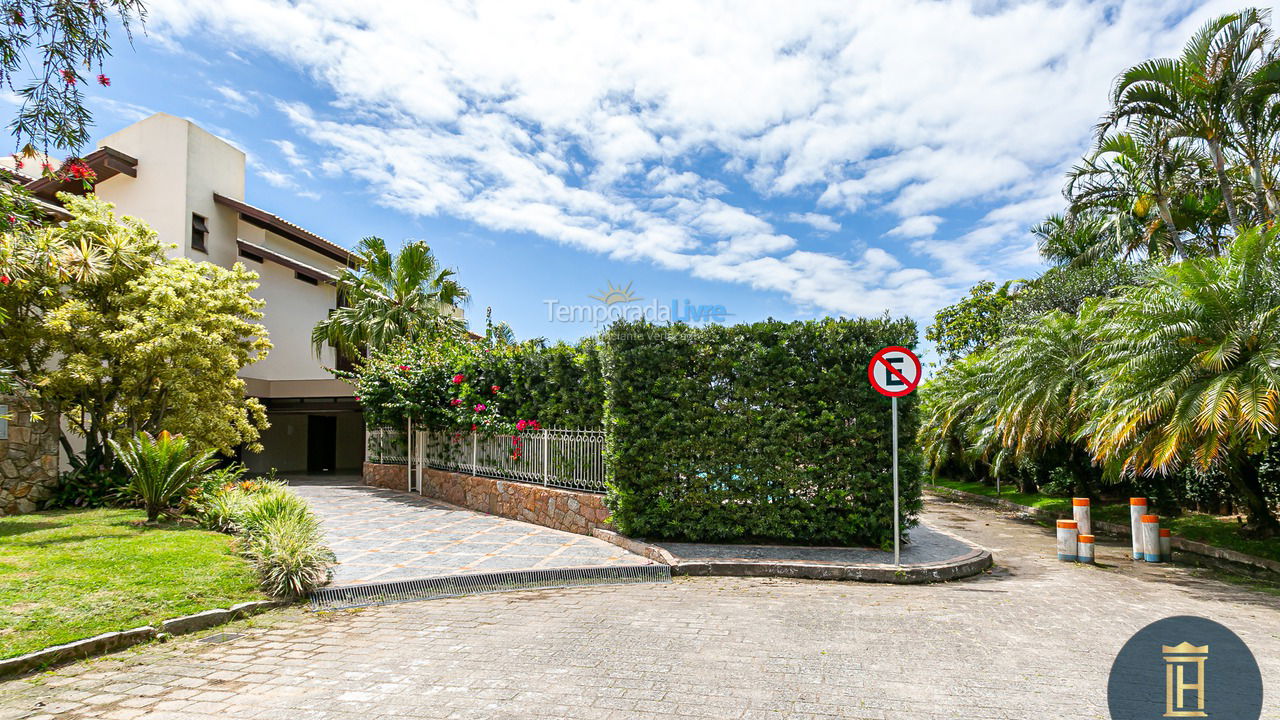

1056,519,1078,562
1072,498,1091,536
1140,515,1161,562
1159,528,1172,562
1077,534,1095,564
1129,498,1147,559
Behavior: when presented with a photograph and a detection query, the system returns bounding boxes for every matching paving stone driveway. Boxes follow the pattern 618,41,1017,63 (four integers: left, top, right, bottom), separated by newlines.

287,476,649,585
2,496,1278,719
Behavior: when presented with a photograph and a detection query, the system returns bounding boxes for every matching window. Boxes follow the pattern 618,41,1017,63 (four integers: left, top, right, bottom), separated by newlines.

295,271,319,285
191,213,209,253
238,247,264,263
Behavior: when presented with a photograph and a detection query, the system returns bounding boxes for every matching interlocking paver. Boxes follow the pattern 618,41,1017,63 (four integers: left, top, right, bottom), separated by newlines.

286,475,649,584
2,495,1277,719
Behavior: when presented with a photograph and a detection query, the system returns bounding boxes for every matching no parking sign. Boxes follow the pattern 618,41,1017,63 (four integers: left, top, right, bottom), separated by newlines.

867,346,920,565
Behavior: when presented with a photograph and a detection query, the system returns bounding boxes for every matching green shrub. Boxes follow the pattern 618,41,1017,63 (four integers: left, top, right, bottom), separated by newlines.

111,431,218,522
44,452,129,510
235,483,313,534
242,515,335,599
197,489,252,533
602,317,924,547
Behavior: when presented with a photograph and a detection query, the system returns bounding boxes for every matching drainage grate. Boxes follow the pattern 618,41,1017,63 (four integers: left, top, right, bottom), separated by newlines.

310,564,671,611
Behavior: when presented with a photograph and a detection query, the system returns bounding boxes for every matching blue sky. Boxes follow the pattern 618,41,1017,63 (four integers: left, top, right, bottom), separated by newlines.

69,0,1259,361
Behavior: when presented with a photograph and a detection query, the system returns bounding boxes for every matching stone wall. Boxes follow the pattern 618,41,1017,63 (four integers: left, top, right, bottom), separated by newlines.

0,395,60,515
361,462,611,535
362,462,408,492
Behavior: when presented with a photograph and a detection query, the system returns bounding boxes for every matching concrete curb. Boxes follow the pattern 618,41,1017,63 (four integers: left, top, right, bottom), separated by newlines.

591,528,993,584
926,484,1280,575
0,599,283,679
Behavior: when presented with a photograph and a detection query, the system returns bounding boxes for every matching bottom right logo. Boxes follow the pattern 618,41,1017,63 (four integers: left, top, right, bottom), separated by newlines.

1107,616,1263,719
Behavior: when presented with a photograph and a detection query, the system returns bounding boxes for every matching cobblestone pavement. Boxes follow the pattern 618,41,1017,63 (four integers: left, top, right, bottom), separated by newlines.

287,476,649,585
2,495,1278,720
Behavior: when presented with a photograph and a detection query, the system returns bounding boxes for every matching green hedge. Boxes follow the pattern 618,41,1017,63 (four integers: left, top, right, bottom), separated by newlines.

601,318,923,547
350,338,604,432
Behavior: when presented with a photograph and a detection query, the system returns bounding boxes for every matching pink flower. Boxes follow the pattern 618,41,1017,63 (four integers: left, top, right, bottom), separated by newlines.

450,398,462,406
516,420,527,431
452,373,465,384
490,385,500,394
474,404,486,412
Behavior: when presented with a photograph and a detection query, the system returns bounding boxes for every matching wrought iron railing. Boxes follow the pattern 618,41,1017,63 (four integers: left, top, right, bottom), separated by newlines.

366,426,408,465
414,427,606,493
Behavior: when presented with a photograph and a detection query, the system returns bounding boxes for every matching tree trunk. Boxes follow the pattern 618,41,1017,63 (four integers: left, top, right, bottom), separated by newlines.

1209,139,1242,230
1155,196,1189,258
1229,458,1279,538
1248,160,1279,219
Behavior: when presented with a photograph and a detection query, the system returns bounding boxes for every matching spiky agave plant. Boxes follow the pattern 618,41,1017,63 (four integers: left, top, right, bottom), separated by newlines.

111,430,218,523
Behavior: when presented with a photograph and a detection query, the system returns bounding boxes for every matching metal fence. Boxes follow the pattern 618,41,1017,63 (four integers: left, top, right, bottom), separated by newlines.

366,426,408,465
414,427,607,493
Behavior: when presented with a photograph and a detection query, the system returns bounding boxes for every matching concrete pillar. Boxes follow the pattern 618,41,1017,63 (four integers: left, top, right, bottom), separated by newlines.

1140,515,1161,562
1072,498,1091,537
1056,519,1078,562
1077,534,1095,564
1129,498,1147,559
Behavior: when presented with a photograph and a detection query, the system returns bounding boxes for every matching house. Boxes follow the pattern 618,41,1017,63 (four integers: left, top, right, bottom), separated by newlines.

18,113,432,475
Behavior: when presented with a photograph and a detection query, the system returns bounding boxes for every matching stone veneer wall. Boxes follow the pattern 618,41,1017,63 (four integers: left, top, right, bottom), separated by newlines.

362,462,408,492
0,395,60,515
361,462,611,536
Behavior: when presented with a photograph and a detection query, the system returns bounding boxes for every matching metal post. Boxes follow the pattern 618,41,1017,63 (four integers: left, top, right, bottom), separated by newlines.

406,417,413,493
542,428,550,486
892,395,900,566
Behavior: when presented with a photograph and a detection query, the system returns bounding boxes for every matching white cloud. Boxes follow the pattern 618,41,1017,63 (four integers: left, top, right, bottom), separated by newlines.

886,215,943,239
214,85,258,116
787,212,841,233
145,0,1246,322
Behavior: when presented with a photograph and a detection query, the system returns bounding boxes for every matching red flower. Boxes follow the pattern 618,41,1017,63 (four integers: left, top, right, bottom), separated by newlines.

0,276,10,286
490,385,500,394
452,373,465,384
67,161,95,181
450,398,462,406
5,215,14,224
11,156,22,170
61,69,76,85
11,9,23,27
397,364,410,372
474,403,486,412
471,424,477,431
97,74,111,87
516,419,527,431
353,395,361,401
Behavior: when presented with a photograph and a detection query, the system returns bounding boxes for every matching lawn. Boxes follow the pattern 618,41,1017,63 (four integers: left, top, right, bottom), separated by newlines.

927,478,1280,564
0,508,264,659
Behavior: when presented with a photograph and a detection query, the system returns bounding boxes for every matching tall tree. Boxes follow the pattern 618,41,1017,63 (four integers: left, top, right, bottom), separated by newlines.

312,236,469,358
1084,224,1280,536
1106,10,1271,230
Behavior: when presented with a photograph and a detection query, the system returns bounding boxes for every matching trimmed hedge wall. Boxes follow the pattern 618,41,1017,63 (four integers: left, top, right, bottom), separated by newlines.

601,317,923,547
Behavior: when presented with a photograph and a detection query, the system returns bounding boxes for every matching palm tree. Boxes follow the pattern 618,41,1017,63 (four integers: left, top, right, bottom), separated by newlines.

1031,213,1110,266
312,237,469,358
1083,224,1280,536
1066,124,1207,260
1106,10,1271,230
1226,53,1280,218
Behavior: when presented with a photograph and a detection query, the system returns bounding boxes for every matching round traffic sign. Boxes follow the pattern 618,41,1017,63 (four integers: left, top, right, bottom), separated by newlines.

867,346,921,397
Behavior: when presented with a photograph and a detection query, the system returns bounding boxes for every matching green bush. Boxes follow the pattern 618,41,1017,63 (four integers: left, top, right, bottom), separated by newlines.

242,514,335,599
111,431,218,522
602,317,924,547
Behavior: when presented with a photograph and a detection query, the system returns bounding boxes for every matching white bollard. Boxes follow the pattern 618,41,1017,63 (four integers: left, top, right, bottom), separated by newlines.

1159,528,1172,563
1077,534,1095,564
1056,519,1078,562
1141,515,1161,562
1129,498,1147,559
1072,497,1092,537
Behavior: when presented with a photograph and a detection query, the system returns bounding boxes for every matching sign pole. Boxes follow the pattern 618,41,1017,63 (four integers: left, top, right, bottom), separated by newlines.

892,395,899,566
